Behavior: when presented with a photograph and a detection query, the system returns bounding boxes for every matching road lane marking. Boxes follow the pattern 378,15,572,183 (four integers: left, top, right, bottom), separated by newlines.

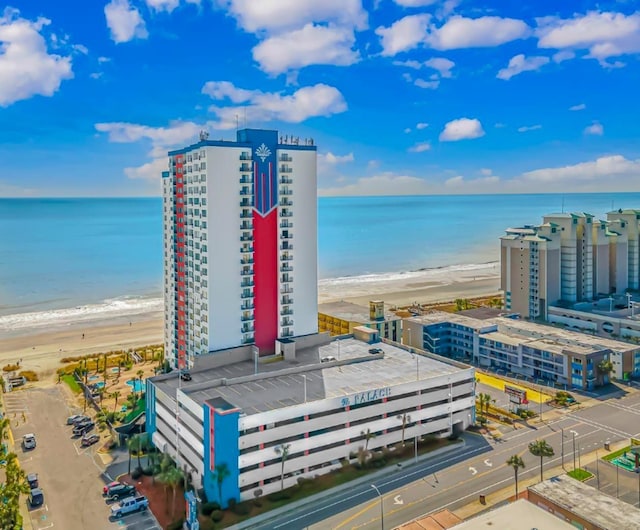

484,459,492,467
568,414,634,438
469,467,477,475
393,495,404,505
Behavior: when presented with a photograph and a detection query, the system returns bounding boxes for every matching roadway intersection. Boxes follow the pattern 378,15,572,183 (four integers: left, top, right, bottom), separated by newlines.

248,387,640,530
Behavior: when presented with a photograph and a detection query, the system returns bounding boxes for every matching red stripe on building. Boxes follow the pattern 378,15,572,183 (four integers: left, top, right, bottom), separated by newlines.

253,209,278,353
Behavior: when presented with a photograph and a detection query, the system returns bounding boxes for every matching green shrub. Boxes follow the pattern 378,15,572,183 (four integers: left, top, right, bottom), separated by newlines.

268,490,292,502
131,467,143,480
233,502,251,516
200,502,220,516
210,510,224,523
142,467,154,476
167,519,185,530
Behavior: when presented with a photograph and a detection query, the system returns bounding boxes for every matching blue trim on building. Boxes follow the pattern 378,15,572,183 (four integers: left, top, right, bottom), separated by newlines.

145,381,157,441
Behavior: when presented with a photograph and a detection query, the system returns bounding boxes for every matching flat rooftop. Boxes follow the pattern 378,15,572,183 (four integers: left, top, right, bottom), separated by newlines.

449,499,575,529
529,475,640,530
152,337,470,415
319,301,401,323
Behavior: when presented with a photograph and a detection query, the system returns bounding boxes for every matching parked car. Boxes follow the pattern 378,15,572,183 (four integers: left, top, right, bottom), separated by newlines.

110,495,149,518
368,348,383,354
72,422,94,437
27,473,38,489
71,415,91,426
103,481,122,495
180,370,192,382
81,434,100,446
29,488,44,508
66,414,82,425
106,484,136,502
22,434,36,450
321,356,337,363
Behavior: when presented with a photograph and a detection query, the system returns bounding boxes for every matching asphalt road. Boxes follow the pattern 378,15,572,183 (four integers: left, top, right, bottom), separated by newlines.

244,388,640,530
6,386,160,530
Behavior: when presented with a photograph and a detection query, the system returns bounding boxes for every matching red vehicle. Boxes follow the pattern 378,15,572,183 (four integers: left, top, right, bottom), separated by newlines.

103,481,121,495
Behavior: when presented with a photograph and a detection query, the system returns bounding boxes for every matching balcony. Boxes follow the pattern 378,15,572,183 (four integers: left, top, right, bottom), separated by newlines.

281,276,292,284
240,235,254,242
241,314,254,322
280,243,293,250
279,177,292,185
281,297,294,305
241,291,254,299
240,258,254,265
240,176,253,184
279,199,293,207
241,325,255,333
279,166,293,174
280,210,292,218
240,269,254,276
281,287,293,294
241,336,255,344
240,189,253,196
280,308,293,315
280,188,293,196
281,330,294,337
240,246,254,253
240,211,252,219
280,221,293,229
279,154,292,162
241,303,255,310
241,280,255,288
240,153,251,161
240,163,252,172
280,233,293,239
281,255,293,261
281,318,294,327
240,222,254,230
280,265,293,272
240,199,253,207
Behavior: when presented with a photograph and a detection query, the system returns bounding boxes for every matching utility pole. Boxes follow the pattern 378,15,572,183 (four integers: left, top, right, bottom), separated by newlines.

561,428,565,470
596,449,600,490
571,431,578,470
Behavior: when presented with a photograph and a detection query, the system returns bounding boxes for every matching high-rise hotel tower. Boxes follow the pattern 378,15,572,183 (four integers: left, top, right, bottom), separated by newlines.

162,129,318,368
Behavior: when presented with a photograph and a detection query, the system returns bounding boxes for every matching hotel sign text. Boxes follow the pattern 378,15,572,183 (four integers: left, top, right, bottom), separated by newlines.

341,387,391,407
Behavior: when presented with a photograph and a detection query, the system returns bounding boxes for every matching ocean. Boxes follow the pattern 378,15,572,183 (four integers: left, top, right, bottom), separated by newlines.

2,193,640,332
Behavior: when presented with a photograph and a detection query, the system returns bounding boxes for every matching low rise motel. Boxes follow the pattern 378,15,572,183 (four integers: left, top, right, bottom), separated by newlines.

146,333,475,506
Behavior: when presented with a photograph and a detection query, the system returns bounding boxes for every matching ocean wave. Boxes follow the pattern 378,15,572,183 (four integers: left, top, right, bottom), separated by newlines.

0,296,164,333
318,261,499,288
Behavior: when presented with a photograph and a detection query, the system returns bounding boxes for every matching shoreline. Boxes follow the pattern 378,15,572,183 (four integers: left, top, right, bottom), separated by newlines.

1,265,500,378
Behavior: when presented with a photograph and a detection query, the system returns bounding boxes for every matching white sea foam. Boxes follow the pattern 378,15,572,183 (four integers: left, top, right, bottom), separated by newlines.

318,261,499,288
0,296,164,333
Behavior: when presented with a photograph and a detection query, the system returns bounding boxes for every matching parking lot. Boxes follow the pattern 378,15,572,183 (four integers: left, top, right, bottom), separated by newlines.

4,386,160,530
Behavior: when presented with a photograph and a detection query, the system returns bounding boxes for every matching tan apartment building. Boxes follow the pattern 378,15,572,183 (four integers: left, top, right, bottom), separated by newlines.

607,208,640,289
318,300,402,342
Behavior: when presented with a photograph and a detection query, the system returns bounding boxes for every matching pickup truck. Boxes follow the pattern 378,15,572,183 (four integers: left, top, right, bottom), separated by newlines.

110,495,148,518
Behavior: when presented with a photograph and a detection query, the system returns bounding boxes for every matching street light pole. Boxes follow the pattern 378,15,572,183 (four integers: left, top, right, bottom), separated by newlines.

561,428,565,470
414,435,418,464
571,431,577,470
303,374,307,403
616,461,620,498
596,449,600,490
371,484,384,530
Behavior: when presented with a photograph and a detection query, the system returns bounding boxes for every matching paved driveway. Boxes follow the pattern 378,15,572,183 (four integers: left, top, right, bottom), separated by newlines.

6,386,160,530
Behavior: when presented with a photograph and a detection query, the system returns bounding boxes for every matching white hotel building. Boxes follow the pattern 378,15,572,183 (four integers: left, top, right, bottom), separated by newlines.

146,335,475,507
162,129,318,369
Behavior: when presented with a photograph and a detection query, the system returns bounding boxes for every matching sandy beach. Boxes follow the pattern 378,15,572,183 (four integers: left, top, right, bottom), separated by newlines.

1,264,500,378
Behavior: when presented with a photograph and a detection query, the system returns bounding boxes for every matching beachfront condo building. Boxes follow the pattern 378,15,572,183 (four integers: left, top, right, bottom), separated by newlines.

162,129,318,368
501,211,632,319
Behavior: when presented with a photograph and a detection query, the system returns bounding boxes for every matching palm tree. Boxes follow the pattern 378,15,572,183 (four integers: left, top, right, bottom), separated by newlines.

111,390,121,413
0,417,10,444
126,436,137,474
274,443,291,491
157,465,184,517
0,452,30,529
506,454,525,498
361,428,376,452
396,413,411,446
528,440,554,482
213,463,230,504
128,433,147,472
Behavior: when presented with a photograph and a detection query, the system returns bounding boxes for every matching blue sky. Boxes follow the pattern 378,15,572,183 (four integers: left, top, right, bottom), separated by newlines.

1,0,639,197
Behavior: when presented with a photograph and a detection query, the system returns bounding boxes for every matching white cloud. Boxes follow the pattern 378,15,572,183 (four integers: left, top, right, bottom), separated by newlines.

204,81,347,129
90,72,103,79
552,49,575,63
414,78,439,89
569,103,586,111
98,56,111,63
0,9,73,107
392,59,423,69
104,0,147,43
252,24,359,74
497,54,549,80
408,141,431,152
145,0,180,13
321,152,354,164
516,155,635,186
72,43,88,55
319,173,433,196
439,118,485,141
480,168,492,176
404,127,412,133
124,157,168,180
536,11,640,65
393,0,438,6
584,121,603,136
218,0,368,33
445,174,500,189
424,57,454,77
425,15,530,50
416,122,428,129
202,81,257,103
376,14,431,56
517,124,542,133
95,120,201,148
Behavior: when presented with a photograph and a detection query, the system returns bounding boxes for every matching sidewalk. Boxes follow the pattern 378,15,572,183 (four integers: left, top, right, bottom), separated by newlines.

227,439,466,530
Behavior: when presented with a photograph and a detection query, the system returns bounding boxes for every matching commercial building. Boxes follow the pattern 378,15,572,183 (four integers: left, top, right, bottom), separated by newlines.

403,311,640,389
500,211,632,319
318,300,402,341
162,129,318,367
527,475,640,530
146,335,475,506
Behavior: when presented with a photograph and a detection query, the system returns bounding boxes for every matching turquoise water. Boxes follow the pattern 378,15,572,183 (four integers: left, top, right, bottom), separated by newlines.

126,379,144,393
3,194,640,329
94,381,105,389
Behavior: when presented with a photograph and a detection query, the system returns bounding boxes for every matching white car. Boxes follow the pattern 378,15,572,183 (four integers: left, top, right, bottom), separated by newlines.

22,433,36,450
